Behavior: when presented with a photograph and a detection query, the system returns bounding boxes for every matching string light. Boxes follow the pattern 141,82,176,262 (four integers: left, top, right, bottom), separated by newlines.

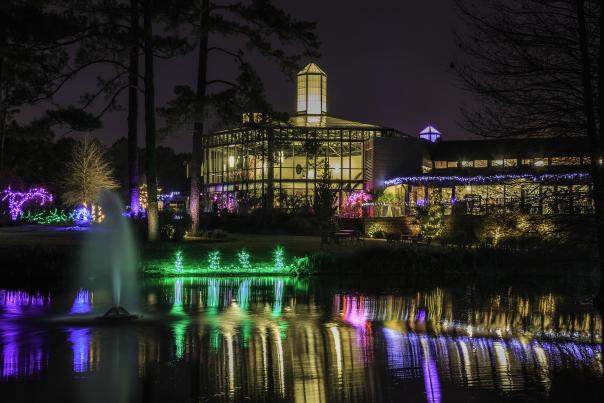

236,249,252,271
73,206,92,225
208,250,221,271
174,250,184,273
1,186,53,221
151,247,308,275
22,208,73,225
384,172,591,187
273,246,286,272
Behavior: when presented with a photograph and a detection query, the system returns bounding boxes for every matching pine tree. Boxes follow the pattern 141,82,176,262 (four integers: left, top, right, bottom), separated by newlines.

160,0,320,234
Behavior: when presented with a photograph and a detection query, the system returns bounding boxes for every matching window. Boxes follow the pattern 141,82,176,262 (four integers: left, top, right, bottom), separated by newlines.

474,160,488,168
447,161,458,168
534,158,548,167
521,158,533,166
504,159,517,167
583,156,591,165
461,160,473,168
492,159,504,167
434,161,447,169
551,157,581,166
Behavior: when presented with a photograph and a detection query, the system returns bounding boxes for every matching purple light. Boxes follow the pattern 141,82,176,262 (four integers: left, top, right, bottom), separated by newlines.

416,308,426,322
70,289,92,315
341,190,372,218
419,125,442,143
1,324,45,379
73,206,91,226
422,354,441,403
0,289,50,315
1,186,53,221
67,328,91,373
416,198,428,208
384,172,591,187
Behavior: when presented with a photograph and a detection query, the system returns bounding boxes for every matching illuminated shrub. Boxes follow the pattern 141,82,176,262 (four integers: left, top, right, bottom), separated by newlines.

367,223,386,238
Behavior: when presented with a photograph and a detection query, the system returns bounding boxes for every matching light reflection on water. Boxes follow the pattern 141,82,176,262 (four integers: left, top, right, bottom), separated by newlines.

0,278,602,402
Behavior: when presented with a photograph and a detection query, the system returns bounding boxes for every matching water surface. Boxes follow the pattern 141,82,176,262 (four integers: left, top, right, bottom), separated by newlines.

0,277,601,402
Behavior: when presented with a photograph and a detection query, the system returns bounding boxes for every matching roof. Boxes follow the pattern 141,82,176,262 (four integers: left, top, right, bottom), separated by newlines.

288,115,383,129
420,125,441,135
431,137,590,160
298,62,326,76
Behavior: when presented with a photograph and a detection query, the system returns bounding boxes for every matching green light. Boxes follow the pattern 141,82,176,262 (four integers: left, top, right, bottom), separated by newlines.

170,278,188,359
210,327,221,350
172,319,188,359
272,279,284,317
238,280,250,311
208,250,221,271
207,279,220,308
22,208,74,225
273,246,286,272
174,250,183,273
149,246,311,276
236,249,252,271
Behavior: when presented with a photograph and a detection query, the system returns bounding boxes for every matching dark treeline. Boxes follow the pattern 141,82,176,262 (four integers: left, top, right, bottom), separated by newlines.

0,137,189,206
0,0,320,240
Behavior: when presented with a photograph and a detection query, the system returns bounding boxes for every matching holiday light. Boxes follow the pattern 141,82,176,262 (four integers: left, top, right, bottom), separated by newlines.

340,190,372,218
273,246,286,272
236,249,252,271
174,250,184,273
150,247,308,275
1,187,53,221
22,208,73,225
384,172,590,187
73,206,92,225
208,250,221,271
70,289,93,314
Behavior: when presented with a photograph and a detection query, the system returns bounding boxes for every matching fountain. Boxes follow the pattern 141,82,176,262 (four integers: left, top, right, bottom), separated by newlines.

79,190,140,321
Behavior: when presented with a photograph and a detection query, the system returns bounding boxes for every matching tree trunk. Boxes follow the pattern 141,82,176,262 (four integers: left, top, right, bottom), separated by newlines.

0,25,6,172
189,0,210,235
143,0,159,241
577,0,604,311
127,0,140,214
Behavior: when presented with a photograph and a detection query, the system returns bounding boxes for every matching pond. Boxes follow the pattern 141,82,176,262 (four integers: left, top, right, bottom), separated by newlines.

0,276,601,402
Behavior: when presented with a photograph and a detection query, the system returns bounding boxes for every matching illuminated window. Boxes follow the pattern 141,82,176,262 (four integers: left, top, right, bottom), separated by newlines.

492,159,504,167
534,158,548,167
504,159,517,167
583,156,591,165
296,63,327,115
447,161,458,168
551,157,581,166
474,160,488,168
461,160,473,168
434,161,447,169
521,158,533,166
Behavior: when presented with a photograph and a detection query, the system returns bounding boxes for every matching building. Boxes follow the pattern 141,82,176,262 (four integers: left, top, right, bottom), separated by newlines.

377,136,592,217
202,63,404,211
203,62,593,216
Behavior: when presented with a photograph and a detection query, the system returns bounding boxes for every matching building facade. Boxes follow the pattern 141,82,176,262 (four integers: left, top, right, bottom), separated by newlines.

377,137,592,217
202,63,403,212
203,62,593,216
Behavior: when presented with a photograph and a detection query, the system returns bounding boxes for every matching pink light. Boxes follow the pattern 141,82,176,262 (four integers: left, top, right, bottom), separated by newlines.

1,187,53,221
340,190,372,218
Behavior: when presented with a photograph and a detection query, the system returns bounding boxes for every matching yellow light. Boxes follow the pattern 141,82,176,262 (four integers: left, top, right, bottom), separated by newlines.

228,156,235,168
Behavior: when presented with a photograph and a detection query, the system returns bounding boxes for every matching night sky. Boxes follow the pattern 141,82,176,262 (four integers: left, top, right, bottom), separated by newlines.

44,0,477,152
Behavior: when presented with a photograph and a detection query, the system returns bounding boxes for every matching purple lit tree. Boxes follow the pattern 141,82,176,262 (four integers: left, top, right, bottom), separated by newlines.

1,187,53,221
